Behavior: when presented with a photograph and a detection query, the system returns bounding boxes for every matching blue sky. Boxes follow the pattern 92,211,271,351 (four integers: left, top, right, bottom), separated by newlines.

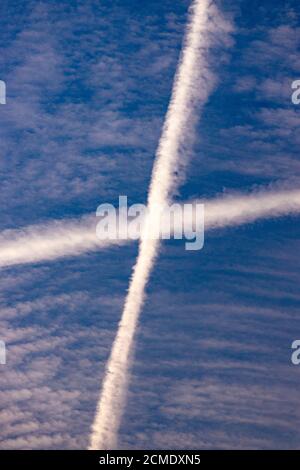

0,0,300,449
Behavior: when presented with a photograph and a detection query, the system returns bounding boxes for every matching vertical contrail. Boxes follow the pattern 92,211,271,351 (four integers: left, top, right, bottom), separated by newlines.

89,0,231,449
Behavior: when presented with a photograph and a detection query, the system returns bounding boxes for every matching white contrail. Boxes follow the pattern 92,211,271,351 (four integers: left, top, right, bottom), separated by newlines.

0,188,300,268
0,215,124,268
204,188,300,230
89,0,232,450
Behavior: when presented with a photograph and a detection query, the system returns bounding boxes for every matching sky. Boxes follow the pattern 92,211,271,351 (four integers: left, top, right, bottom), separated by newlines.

0,0,300,450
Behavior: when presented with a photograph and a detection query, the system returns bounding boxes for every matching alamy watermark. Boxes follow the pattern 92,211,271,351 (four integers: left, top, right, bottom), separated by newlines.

291,80,300,105
96,196,205,251
0,80,6,105
291,340,300,365
0,340,6,365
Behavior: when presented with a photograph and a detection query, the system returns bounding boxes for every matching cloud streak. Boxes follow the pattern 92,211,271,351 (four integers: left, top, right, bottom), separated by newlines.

0,216,123,268
0,188,300,268
88,0,232,450
203,188,300,230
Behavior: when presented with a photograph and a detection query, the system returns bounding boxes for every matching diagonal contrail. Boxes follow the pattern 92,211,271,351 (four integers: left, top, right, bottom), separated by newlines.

89,0,232,450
